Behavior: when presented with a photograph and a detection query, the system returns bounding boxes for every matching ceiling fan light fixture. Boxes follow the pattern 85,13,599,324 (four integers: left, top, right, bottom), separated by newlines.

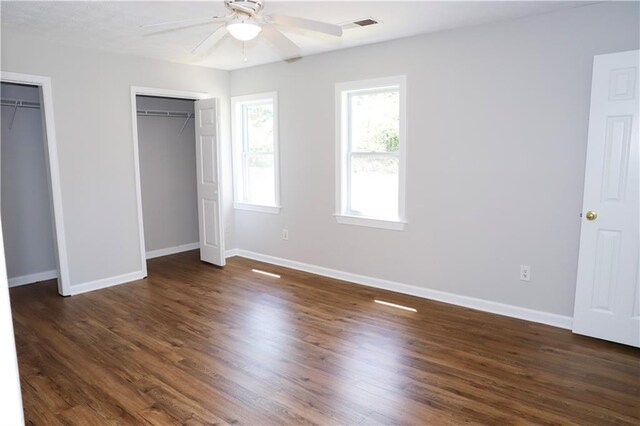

227,17,262,41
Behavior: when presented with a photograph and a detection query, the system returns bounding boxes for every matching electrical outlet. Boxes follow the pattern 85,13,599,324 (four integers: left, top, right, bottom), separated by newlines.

282,229,289,240
520,265,531,281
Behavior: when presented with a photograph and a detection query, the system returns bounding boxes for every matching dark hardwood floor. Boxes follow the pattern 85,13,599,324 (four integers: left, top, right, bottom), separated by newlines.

9,251,640,425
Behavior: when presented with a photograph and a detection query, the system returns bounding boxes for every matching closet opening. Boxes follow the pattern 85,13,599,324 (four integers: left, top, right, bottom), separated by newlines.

131,87,226,275
1,80,68,295
136,95,200,263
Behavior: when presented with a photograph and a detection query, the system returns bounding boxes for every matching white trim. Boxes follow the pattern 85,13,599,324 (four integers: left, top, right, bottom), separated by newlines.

1,71,72,296
230,92,280,209
130,87,147,278
0,223,24,426
334,214,406,230
130,86,211,278
233,202,281,214
225,249,573,330
335,75,407,228
225,248,240,258
68,271,145,296
146,242,199,260
131,86,209,100
8,270,58,288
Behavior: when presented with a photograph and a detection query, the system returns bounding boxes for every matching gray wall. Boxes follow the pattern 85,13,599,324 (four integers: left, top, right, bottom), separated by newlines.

136,96,198,253
0,30,233,289
1,82,57,280
230,2,640,317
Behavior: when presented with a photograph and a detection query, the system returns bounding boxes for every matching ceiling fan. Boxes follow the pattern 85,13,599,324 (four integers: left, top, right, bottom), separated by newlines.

141,0,343,60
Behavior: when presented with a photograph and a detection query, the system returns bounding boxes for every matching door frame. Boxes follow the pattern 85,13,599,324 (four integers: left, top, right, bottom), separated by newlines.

130,86,221,276
0,71,71,296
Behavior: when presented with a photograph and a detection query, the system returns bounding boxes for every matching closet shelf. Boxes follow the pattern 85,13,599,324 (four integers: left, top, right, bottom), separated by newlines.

1,98,41,109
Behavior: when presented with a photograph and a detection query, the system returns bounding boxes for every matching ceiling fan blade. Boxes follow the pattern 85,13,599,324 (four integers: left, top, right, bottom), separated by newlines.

141,15,224,29
142,21,217,37
268,14,343,37
192,26,229,55
262,26,302,60
232,4,256,16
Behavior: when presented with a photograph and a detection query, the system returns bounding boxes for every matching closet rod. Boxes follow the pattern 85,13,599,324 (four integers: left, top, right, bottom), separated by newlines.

1,99,41,109
136,109,194,119
137,109,194,137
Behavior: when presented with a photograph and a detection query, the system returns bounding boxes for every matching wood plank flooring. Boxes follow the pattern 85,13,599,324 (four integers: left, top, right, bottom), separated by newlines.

9,251,640,425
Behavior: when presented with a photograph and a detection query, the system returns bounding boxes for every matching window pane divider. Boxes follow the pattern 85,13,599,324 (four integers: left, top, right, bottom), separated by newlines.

349,152,400,158
243,152,275,157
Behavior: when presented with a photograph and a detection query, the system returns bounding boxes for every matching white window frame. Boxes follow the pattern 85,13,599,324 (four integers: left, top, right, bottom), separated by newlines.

231,92,281,214
335,76,407,231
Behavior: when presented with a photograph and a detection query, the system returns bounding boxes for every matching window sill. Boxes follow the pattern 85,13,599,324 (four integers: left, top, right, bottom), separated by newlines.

334,214,406,231
234,202,281,214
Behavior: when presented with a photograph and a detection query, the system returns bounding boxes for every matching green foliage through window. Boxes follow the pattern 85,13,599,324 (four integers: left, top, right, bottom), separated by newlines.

349,90,399,153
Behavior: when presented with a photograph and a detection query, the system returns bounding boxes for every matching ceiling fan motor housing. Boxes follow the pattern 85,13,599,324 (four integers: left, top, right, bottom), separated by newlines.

224,0,265,15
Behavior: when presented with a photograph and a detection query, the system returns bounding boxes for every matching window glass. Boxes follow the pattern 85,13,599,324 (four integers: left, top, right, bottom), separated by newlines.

349,90,400,153
336,77,405,227
232,93,279,210
349,156,399,219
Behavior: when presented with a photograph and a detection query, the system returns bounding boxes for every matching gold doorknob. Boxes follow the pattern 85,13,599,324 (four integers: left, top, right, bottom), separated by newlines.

586,211,597,221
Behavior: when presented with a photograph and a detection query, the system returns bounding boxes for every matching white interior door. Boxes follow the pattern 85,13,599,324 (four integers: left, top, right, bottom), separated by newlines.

194,99,225,266
573,50,639,347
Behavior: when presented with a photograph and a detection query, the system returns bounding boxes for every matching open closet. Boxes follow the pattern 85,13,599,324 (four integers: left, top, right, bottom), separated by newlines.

136,95,201,260
1,82,57,288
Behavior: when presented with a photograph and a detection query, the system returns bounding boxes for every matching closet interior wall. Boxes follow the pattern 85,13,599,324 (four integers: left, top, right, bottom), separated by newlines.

136,96,199,257
1,82,57,286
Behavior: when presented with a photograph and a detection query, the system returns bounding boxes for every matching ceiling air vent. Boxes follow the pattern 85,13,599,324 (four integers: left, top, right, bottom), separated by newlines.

341,17,381,30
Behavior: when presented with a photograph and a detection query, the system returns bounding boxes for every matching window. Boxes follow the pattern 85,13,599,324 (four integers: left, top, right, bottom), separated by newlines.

231,92,280,213
336,76,406,230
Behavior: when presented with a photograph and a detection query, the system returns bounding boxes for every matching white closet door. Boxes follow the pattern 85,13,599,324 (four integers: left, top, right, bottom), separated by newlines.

572,50,639,347
194,99,225,266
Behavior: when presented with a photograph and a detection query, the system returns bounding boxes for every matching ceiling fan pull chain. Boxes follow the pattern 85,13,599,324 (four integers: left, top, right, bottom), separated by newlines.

243,41,248,62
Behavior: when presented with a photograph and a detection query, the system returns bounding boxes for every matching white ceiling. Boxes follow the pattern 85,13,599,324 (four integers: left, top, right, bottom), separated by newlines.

1,1,595,70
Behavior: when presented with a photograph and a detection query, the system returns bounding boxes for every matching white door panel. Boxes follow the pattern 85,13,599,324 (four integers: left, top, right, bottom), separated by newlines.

195,99,225,266
573,50,639,347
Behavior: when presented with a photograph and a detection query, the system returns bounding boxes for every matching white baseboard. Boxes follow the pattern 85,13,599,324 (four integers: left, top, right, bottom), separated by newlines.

61,246,573,330
226,249,573,330
8,270,58,288
225,248,240,258
67,243,213,296
146,242,199,259
68,271,146,296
